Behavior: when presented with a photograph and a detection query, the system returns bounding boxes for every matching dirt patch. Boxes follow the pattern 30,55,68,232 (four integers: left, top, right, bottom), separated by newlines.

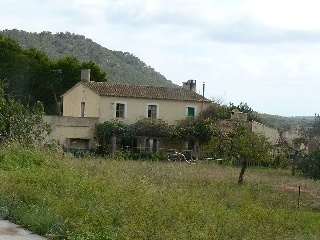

0,226,19,235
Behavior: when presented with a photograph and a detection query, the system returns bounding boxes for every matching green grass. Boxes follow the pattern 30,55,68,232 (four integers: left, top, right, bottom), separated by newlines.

0,146,319,239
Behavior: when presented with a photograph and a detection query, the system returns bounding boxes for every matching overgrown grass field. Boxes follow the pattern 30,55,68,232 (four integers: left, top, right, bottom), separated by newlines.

0,147,319,239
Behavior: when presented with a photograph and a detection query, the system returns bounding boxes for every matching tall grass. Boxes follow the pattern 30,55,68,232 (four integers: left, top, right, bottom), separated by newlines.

0,146,319,239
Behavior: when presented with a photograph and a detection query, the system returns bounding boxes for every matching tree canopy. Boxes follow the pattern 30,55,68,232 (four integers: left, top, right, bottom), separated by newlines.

0,29,175,87
0,34,107,114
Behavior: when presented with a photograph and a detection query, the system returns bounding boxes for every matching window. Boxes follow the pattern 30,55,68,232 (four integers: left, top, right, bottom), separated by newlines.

186,106,196,117
116,103,125,118
148,105,157,118
81,102,85,117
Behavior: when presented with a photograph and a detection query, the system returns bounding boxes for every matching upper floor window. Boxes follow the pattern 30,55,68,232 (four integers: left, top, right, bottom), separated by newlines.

186,106,196,117
81,102,85,117
148,104,157,118
116,103,126,118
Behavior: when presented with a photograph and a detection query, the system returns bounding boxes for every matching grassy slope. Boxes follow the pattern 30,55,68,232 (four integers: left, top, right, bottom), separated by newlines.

0,147,319,239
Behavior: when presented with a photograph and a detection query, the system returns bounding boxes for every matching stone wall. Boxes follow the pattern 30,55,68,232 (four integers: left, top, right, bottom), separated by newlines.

43,116,98,148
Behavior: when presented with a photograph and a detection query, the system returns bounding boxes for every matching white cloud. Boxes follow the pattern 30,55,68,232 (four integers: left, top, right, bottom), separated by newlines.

1,0,320,116
243,0,320,30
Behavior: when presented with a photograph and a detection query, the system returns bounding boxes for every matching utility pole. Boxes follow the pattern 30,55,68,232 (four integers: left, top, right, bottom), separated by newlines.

202,82,205,111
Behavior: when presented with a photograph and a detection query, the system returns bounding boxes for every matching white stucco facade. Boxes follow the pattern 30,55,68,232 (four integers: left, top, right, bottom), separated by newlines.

62,82,211,125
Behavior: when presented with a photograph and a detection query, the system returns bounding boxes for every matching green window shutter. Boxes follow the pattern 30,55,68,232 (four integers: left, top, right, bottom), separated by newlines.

187,107,195,117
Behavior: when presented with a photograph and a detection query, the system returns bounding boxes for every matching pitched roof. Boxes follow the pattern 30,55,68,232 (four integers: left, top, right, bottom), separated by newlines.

83,82,212,102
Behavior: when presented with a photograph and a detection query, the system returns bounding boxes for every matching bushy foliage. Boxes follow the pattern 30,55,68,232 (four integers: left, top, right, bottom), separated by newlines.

96,118,217,158
132,117,173,138
229,102,262,122
272,149,290,169
299,149,320,180
198,103,230,120
229,123,273,166
308,114,320,137
95,120,134,154
0,82,51,147
175,117,216,145
204,122,273,184
204,122,272,164
0,34,107,114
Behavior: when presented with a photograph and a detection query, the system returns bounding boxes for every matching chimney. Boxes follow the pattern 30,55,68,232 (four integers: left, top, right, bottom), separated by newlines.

81,69,91,82
182,79,197,92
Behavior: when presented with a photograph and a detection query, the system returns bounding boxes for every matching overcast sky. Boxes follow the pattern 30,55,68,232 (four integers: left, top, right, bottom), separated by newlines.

1,0,320,116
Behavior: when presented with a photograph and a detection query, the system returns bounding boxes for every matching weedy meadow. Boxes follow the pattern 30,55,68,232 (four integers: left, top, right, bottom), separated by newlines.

0,146,319,239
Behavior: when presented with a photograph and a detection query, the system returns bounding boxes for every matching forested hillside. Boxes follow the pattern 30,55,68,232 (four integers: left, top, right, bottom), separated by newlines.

0,34,107,114
259,114,313,131
0,29,175,87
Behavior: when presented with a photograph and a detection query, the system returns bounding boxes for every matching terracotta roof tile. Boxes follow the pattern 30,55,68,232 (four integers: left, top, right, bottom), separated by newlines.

83,82,212,102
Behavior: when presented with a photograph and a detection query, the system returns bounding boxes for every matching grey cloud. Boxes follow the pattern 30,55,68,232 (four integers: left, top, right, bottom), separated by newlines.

103,4,320,45
102,1,201,29
205,17,320,44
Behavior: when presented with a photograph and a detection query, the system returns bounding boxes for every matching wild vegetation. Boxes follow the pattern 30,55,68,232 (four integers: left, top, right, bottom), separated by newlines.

0,147,319,239
0,34,107,114
0,82,50,146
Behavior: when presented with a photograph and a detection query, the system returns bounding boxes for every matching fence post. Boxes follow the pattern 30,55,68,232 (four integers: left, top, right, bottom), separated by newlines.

298,185,301,209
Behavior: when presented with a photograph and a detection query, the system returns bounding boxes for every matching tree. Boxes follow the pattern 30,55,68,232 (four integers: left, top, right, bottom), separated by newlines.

230,123,272,184
1,30,175,88
0,82,51,147
175,117,216,147
204,121,273,184
229,102,261,122
299,149,320,180
198,103,230,120
0,35,108,115
308,113,320,137
81,60,107,82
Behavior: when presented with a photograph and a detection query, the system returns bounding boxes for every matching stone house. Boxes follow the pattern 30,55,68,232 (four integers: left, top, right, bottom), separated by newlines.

45,69,212,151
218,110,280,145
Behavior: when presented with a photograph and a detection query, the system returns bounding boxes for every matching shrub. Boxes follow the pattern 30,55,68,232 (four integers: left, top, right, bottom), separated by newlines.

299,149,320,180
272,151,290,169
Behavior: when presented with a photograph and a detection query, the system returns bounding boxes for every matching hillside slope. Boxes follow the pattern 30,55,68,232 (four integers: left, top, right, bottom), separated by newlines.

0,29,176,87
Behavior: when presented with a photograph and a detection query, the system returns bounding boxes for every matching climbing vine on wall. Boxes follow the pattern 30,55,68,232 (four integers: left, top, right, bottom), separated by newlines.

95,120,135,153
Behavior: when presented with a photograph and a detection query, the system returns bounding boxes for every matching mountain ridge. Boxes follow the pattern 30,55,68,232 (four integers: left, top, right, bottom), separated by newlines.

0,29,176,87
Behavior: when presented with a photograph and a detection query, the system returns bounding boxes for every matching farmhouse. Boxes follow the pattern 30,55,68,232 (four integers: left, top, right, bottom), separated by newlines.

44,69,285,155
45,69,212,151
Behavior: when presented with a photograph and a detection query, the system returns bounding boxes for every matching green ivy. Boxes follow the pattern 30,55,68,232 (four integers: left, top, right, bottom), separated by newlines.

175,117,216,144
132,117,173,138
95,120,135,154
